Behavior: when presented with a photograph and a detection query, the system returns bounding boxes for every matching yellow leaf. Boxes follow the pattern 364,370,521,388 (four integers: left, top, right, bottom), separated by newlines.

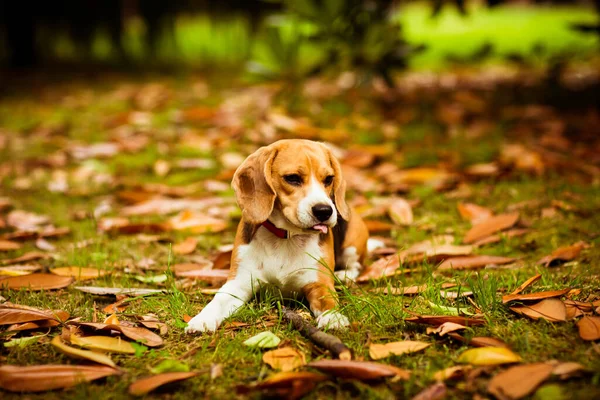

457,347,521,366
70,335,136,354
50,267,109,281
51,336,116,367
262,347,306,372
369,341,430,360
103,314,120,325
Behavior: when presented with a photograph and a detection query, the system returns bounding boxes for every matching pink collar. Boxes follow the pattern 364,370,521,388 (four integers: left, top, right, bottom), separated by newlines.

261,220,289,239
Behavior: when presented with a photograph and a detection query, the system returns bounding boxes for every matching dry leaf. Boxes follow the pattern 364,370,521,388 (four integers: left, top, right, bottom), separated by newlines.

471,228,529,247
488,363,554,400
537,241,589,266
577,316,600,341
51,336,116,367
167,210,227,233
502,288,569,304
0,240,21,251
237,371,327,400
437,255,515,271
388,198,413,225
356,254,400,282
70,335,136,354
405,315,486,327
308,359,409,380
380,284,429,295
263,347,306,372
50,267,109,281
175,269,229,286
0,273,73,290
128,372,198,396
1,251,49,265
457,203,493,224
467,336,510,348
433,365,472,382
463,213,519,244
173,237,198,255
369,341,430,360
75,322,163,347
0,303,68,325
457,347,522,365
73,286,164,296
0,364,120,392
510,274,542,295
0,264,42,276
509,299,567,322
427,322,467,336
412,382,447,400
552,362,586,379
363,220,394,233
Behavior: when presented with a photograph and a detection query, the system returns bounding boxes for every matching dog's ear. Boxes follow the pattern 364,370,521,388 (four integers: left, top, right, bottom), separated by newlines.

232,146,277,224
326,146,350,221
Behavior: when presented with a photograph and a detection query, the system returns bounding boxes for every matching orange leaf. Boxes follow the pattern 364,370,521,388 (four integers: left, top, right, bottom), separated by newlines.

175,269,229,286
262,347,306,372
509,299,567,322
173,237,198,255
50,267,109,281
0,303,68,325
437,255,515,271
369,341,430,360
537,241,589,266
128,372,198,396
510,274,542,295
75,322,163,347
308,360,409,380
457,203,493,224
0,273,73,291
1,251,49,265
388,198,413,226
577,316,600,341
0,240,21,252
405,315,486,327
463,212,519,244
502,288,569,304
488,363,554,400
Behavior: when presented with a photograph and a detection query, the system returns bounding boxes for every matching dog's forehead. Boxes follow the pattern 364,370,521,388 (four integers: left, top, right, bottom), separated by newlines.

272,141,331,173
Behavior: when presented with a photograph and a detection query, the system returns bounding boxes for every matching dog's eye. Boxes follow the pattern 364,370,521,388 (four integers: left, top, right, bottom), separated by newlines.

323,175,334,186
283,174,303,186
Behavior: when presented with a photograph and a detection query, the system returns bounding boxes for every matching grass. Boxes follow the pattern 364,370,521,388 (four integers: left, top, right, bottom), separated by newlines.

1,70,600,400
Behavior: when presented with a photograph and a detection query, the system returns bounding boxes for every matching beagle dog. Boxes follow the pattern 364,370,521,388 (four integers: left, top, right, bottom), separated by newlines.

185,139,369,333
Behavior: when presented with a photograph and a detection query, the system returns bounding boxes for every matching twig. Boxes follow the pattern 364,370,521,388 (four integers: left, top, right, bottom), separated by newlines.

282,308,351,360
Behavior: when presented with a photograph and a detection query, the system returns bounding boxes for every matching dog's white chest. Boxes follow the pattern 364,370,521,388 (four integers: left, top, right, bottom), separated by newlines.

236,228,322,293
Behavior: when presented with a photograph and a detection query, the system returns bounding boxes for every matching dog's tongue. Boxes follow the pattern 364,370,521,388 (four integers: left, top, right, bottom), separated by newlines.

312,224,328,234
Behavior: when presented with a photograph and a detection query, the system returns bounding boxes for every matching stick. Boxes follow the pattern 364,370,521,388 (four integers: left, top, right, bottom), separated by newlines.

282,308,351,360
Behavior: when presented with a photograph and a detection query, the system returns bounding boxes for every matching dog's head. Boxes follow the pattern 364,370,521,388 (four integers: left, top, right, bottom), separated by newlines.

232,139,349,234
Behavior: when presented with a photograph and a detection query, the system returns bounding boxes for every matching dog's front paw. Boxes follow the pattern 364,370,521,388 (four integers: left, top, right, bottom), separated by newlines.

185,314,219,334
316,310,349,330
334,268,360,282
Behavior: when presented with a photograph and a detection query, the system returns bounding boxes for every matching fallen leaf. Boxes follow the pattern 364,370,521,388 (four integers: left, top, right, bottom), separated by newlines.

307,359,409,380
467,336,510,348
427,301,473,316
363,220,394,233
150,359,190,374
0,364,120,392
134,274,167,284
437,255,516,271
0,264,42,276
51,336,116,367
405,315,486,327
510,274,542,295
433,365,472,382
463,212,519,244
167,210,228,233
577,316,600,341
412,382,447,400
75,322,163,347
243,331,281,348
551,362,586,379
1,251,49,265
70,335,136,354
237,371,328,400
509,298,567,322
388,198,413,225
369,341,430,360
73,286,164,296
457,347,522,365
380,284,429,295
0,303,68,325
457,203,493,224
50,267,109,281
263,347,306,372
0,240,21,251
427,322,467,336
488,363,554,400
0,273,73,290
471,228,529,247
173,237,198,255
128,372,198,396
357,254,400,282
3,334,44,348
6,210,49,231
502,288,570,304
35,238,56,252
537,241,589,267
175,269,229,286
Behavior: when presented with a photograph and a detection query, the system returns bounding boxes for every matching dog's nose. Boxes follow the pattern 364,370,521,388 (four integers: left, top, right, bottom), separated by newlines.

312,204,333,222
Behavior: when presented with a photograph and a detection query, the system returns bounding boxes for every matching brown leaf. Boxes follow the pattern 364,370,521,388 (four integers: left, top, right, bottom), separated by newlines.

379,284,429,295
363,220,394,233
51,336,116,367
457,203,493,224
237,371,328,400
463,212,519,244
537,241,589,266
6,210,49,231
73,286,164,296
509,299,567,322
172,237,198,255
167,210,228,233
128,372,198,396
468,337,510,348
50,267,110,281
437,255,516,271
0,240,21,251
369,341,430,360
0,273,73,290
488,363,554,400
433,365,472,382
0,365,120,392
75,322,163,347
1,251,49,265
405,315,486,327
308,359,409,380
552,362,586,379
412,382,447,400
502,288,570,304
356,254,399,282
510,274,542,295
471,228,529,247
263,347,306,372
175,269,229,286
388,198,413,226
577,316,600,341
0,303,68,325
427,322,467,336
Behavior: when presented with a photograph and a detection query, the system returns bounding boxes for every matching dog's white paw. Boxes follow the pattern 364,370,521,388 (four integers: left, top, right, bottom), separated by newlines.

334,268,360,282
316,310,349,330
185,314,219,334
